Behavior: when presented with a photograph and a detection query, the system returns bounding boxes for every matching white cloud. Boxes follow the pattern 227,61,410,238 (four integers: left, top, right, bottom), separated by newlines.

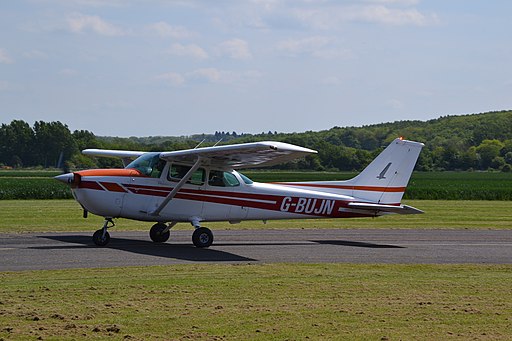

277,36,352,59
155,72,186,86
148,21,195,39
292,4,438,29
364,0,420,5
321,76,342,86
387,98,405,109
0,49,13,64
156,68,262,86
188,68,262,84
167,43,208,60
217,39,252,60
22,50,48,59
66,13,125,36
59,68,79,76
0,80,10,91
250,0,281,11
313,48,354,60
355,5,437,26
189,68,223,83
277,36,332,56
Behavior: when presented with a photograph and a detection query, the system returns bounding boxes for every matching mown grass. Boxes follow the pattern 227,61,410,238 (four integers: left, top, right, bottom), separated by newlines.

2,170,512,200
1,264,511,340
0,199,511,233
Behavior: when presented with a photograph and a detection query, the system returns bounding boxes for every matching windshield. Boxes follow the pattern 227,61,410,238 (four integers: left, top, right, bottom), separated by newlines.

238,172,254,185
126,152,164,177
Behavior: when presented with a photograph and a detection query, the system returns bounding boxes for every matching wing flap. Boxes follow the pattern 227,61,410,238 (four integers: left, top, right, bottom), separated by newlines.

160,141,317,169
347,202,424,215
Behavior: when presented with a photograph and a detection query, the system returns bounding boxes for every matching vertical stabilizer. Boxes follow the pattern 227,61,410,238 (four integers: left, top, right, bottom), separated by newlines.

344,138,424,203
277,138,424,205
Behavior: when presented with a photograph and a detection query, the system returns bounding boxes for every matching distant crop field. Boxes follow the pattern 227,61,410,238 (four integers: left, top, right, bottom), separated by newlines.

0,170,60,178
1,170,512,200
0,177,70,199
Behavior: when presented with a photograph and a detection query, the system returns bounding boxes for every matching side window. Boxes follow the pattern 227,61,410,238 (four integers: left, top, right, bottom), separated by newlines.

168,164,205,185
208,170,240,187
150,159,166,178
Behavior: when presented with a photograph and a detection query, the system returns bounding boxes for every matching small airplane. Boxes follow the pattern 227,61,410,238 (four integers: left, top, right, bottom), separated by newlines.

55,138,424,247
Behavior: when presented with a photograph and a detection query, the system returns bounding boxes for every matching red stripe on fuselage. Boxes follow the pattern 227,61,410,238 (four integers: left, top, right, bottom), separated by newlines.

274,182,406,193
100,182,127,193
74,180,381,218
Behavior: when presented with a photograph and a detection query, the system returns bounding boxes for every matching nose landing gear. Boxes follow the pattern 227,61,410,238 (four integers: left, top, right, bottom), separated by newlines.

92,218,114,246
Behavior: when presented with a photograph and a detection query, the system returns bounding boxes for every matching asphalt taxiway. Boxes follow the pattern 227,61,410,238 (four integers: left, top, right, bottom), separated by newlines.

1,229,511,271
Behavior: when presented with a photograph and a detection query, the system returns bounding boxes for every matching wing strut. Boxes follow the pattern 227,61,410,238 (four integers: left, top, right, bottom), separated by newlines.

149,158,202,217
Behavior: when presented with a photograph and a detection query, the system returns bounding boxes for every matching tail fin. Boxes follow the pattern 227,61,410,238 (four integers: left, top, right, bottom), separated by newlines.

278,138,424,205
345,138,424,204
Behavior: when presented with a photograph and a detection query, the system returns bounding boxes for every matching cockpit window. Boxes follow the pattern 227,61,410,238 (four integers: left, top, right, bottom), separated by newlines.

168,164,205,185
208,170,240,187
125,152,164,178
238,172,254,185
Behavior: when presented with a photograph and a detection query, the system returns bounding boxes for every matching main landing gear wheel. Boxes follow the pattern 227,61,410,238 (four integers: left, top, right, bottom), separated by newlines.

192,227,213,248
150,223,170,243
93,229,110,246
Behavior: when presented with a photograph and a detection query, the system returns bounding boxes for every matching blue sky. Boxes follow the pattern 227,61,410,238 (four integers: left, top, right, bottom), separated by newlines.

1,0,511,137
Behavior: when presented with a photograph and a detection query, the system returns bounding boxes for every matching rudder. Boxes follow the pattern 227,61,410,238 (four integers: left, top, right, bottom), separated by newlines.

346,138,424,204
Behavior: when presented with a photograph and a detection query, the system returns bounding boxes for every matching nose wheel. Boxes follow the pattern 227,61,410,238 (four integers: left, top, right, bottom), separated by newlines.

93,218,114,246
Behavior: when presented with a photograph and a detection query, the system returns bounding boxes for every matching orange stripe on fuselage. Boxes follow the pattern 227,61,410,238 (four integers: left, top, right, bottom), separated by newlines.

273,182,406,193
76,169,144,177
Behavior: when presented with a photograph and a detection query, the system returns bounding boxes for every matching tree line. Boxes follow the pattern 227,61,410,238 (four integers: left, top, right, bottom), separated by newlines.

1,110,512,172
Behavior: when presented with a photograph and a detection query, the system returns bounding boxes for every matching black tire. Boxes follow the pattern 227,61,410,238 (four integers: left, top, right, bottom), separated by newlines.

93,229,110,246
149,223,170,243
192,227,213,248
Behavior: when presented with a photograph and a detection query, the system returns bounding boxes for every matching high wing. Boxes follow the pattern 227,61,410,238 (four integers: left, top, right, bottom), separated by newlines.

160,141,317,169
82,149,146,158
82,149,146,167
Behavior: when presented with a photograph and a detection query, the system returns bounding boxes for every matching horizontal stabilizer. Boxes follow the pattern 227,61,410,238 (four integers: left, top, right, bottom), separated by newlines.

348,202,424,215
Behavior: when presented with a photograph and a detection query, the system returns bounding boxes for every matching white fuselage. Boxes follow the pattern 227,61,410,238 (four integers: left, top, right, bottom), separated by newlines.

70,168,376,225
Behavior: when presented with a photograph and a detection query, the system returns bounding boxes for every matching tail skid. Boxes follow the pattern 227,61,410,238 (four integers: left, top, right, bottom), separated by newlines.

278,138,424,206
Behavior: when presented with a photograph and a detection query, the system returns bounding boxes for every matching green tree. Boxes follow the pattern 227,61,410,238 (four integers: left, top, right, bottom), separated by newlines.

476,139,504,170
33,121,77,168
0,120,35,167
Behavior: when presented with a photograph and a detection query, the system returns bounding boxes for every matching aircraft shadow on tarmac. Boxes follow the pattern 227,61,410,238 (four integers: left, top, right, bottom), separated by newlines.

314,240,405,248
35,235,256,262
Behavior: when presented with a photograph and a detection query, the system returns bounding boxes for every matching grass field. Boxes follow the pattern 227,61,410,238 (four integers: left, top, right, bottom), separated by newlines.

0,199,511,233
1,264,511,340
1,170,512,200
1,171,511,340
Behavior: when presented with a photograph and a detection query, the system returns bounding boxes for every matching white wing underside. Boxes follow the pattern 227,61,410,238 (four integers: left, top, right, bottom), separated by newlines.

160,141,317,169
83,141,317,169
